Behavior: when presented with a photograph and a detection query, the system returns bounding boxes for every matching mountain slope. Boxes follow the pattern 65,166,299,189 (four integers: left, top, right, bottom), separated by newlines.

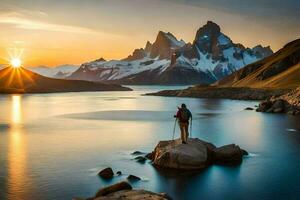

0,67,131,93
69,21,272,85
217,39,300,89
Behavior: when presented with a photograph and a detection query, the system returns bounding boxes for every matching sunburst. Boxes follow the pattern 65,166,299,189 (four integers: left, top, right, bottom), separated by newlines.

10,58,22,68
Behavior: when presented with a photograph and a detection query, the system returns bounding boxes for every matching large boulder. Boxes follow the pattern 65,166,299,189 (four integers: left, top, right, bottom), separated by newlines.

212,144,247,164
152,138,215,170
94,189,171,200
76,181,171,200
95,181,132,197
151,138,247,170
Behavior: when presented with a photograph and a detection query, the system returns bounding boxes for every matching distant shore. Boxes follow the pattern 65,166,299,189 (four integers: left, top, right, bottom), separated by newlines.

146,85,290,101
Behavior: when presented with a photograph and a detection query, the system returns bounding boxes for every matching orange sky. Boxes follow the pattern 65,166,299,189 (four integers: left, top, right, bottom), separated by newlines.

0,0,299,67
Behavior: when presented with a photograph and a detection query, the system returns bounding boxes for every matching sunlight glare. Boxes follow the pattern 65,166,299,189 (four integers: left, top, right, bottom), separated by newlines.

10,58,22,68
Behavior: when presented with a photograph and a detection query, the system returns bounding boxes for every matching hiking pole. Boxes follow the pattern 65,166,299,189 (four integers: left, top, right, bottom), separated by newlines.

172,118,177,141
190,116,193,139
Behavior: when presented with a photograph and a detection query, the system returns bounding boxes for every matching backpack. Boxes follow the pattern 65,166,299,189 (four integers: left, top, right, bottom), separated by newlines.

180,108,191,122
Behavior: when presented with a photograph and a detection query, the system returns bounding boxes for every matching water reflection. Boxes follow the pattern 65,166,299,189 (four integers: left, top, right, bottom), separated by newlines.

8,95,28,200
11,95,22,125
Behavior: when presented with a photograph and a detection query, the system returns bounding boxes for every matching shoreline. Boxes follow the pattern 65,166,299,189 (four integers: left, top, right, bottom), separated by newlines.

146,86,290,101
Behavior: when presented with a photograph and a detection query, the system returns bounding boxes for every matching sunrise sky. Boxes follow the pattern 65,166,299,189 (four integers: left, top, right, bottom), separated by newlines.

0,0,299,67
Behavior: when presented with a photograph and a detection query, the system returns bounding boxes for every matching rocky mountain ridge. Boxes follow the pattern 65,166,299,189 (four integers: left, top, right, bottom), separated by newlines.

68,21,273,85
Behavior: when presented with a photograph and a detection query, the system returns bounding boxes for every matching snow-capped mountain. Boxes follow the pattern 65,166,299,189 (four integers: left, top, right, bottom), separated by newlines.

27,65,79,78
69,21,273,85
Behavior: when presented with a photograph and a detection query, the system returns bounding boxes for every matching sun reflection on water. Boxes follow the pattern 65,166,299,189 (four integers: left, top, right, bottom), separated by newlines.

8,94,28,199
11,95,22,125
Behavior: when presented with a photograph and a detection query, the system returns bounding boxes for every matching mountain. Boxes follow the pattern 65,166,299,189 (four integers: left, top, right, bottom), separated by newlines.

27,64,79,78
0,67,131,93
217,39,300,89
69,21,272,85
147,39,299,100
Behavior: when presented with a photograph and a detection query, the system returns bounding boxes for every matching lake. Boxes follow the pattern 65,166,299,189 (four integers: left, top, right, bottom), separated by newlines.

0,86,300,200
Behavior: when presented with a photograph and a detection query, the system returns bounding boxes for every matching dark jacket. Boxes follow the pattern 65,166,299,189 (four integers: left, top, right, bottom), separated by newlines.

176,108,192,123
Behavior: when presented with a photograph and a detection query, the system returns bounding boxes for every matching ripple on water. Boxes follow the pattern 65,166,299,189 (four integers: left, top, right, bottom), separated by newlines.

286,128,299,132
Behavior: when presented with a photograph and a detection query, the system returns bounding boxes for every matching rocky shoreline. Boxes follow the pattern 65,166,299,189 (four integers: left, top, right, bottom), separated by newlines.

146,85,289,101
256,87,300,115
76,138,247,200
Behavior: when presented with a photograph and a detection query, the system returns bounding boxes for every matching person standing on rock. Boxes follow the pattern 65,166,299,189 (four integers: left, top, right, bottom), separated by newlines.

174,103,192,144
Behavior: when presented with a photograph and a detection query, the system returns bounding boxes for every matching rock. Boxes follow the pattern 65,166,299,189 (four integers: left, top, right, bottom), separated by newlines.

273,99,285,110
145,138,246,170
131,151,145,155
127,175,141,182
98,167,114,179
116,171,122,176
134,156,147,163
241,149,249,156
273,108,284,113
266,107,274,113
94,189,172,200
256,101,272,112
95,181,132,198
152,138,209,170
212,144,244,164
245,107,254,110
256,87,300,115
146,152,154,160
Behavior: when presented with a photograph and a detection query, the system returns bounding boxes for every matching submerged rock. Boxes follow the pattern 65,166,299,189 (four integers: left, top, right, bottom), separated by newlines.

131,151,146,155
116,171,122,176
127,175,141,182
98,167,114,179
134,156,147,163
151,138,246,170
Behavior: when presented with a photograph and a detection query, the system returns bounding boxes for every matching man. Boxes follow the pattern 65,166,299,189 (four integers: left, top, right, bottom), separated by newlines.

174,103,192,144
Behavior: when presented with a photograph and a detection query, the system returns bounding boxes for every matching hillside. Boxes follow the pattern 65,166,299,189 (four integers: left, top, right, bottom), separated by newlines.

0,67,131,94
217,39,300,89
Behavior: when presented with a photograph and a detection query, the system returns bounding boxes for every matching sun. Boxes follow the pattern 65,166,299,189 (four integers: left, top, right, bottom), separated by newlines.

10,58,22,68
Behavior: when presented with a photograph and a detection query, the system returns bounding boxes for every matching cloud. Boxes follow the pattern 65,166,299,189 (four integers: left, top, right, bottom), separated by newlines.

166,0,300,20
0,5,95,34
0,16,98,34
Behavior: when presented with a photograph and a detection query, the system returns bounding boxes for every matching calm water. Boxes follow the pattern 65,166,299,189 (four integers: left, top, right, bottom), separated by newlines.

0,86,300,200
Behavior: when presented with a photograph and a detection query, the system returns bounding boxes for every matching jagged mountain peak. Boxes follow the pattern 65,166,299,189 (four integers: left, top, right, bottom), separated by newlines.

145,41,152,52
195,21,221,41
68,21,275,85
94,57,106,62
149,31,185,59
123,48,147,61
155,31,185,47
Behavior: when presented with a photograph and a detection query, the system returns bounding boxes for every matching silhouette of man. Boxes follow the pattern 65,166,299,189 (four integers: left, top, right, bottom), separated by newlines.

174,103,192,144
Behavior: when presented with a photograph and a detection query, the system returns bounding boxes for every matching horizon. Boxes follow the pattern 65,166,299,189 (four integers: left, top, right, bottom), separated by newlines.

0,0,299,67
